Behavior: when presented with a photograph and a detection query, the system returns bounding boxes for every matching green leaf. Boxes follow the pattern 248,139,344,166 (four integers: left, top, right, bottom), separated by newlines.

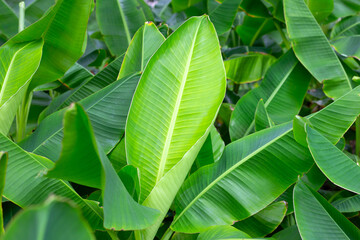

236,16,275,46
0,151,7,236
332,36,360,60
193,126,225,170
306,125,360,194
229,50,311,141
118,22,165,79
4,0,92,90
197,226,250,240
38,54,125,121
0,40,43,135
284,0,353,98
208,0,240,35
171,86,360,233
34,63,93,92
330,16,360,39
332,195,360,213
125,16,226,239
108,137,127,172
25,0,56,24
96,0,152,56
0,0,18,39
3,197,95,240
305,0,334,22
233,201,287,237
118,165,141,202
294,179,360,239
272,225,301,240
254,99,274,132
172,0,203,12
239,0,271,18
292,115,312,147
47,103,160,230
224,53,276,84
329,0,360,20
20,73,140,161
0,133,104,229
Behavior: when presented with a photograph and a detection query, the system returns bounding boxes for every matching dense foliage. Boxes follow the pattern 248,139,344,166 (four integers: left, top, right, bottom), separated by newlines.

1,0,360,239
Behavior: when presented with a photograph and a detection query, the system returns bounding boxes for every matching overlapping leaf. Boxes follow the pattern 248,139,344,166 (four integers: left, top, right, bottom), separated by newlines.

0,40,43,135
96,0,153,56
171,86,360,233
294,179,360,239
3,197,95,240
126,16,226,239
47,103,160,230
39,54,125,121
0,133,104,229
306,125,360,194
21,73,141,161
284,0,353,98
229,50,310,140
118,22,165,79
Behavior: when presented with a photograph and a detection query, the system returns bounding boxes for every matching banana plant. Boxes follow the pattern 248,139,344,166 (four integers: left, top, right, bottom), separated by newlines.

1,0,360,239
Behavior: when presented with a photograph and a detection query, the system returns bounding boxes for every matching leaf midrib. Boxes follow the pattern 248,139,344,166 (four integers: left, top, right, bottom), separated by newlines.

296,184,352,240
172,126,292,226
116,0,132,44
155,20,202,183
0,42,38,109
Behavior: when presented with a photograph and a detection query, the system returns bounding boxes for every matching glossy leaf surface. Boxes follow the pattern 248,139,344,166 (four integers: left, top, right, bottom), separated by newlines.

0,40,43,135
284,0,352,98
3,198,95,240
294,179,360,240
229,50,310,140
47,103,160,230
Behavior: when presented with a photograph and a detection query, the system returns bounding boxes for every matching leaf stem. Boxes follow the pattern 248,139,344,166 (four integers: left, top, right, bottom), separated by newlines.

274,20,291,49
160,228,174,240
134,230,142,240
16,92,33,142
356,117,360,157
107,230,120,240
19,2,25,32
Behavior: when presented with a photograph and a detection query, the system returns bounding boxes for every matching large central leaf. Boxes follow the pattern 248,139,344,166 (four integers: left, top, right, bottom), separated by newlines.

125,16,226,239
126,16,226,202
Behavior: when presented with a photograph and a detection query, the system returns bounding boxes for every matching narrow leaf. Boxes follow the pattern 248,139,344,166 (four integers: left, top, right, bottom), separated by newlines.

0,152,7,236
254,99,274,131
21,73,140,161
284,0,353,98
118,22,165,79
306,125,360,194
229,50,310,140
0,40,43,135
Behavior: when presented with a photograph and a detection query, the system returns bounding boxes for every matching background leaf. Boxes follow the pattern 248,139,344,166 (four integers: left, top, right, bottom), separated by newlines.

3,197,95,240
